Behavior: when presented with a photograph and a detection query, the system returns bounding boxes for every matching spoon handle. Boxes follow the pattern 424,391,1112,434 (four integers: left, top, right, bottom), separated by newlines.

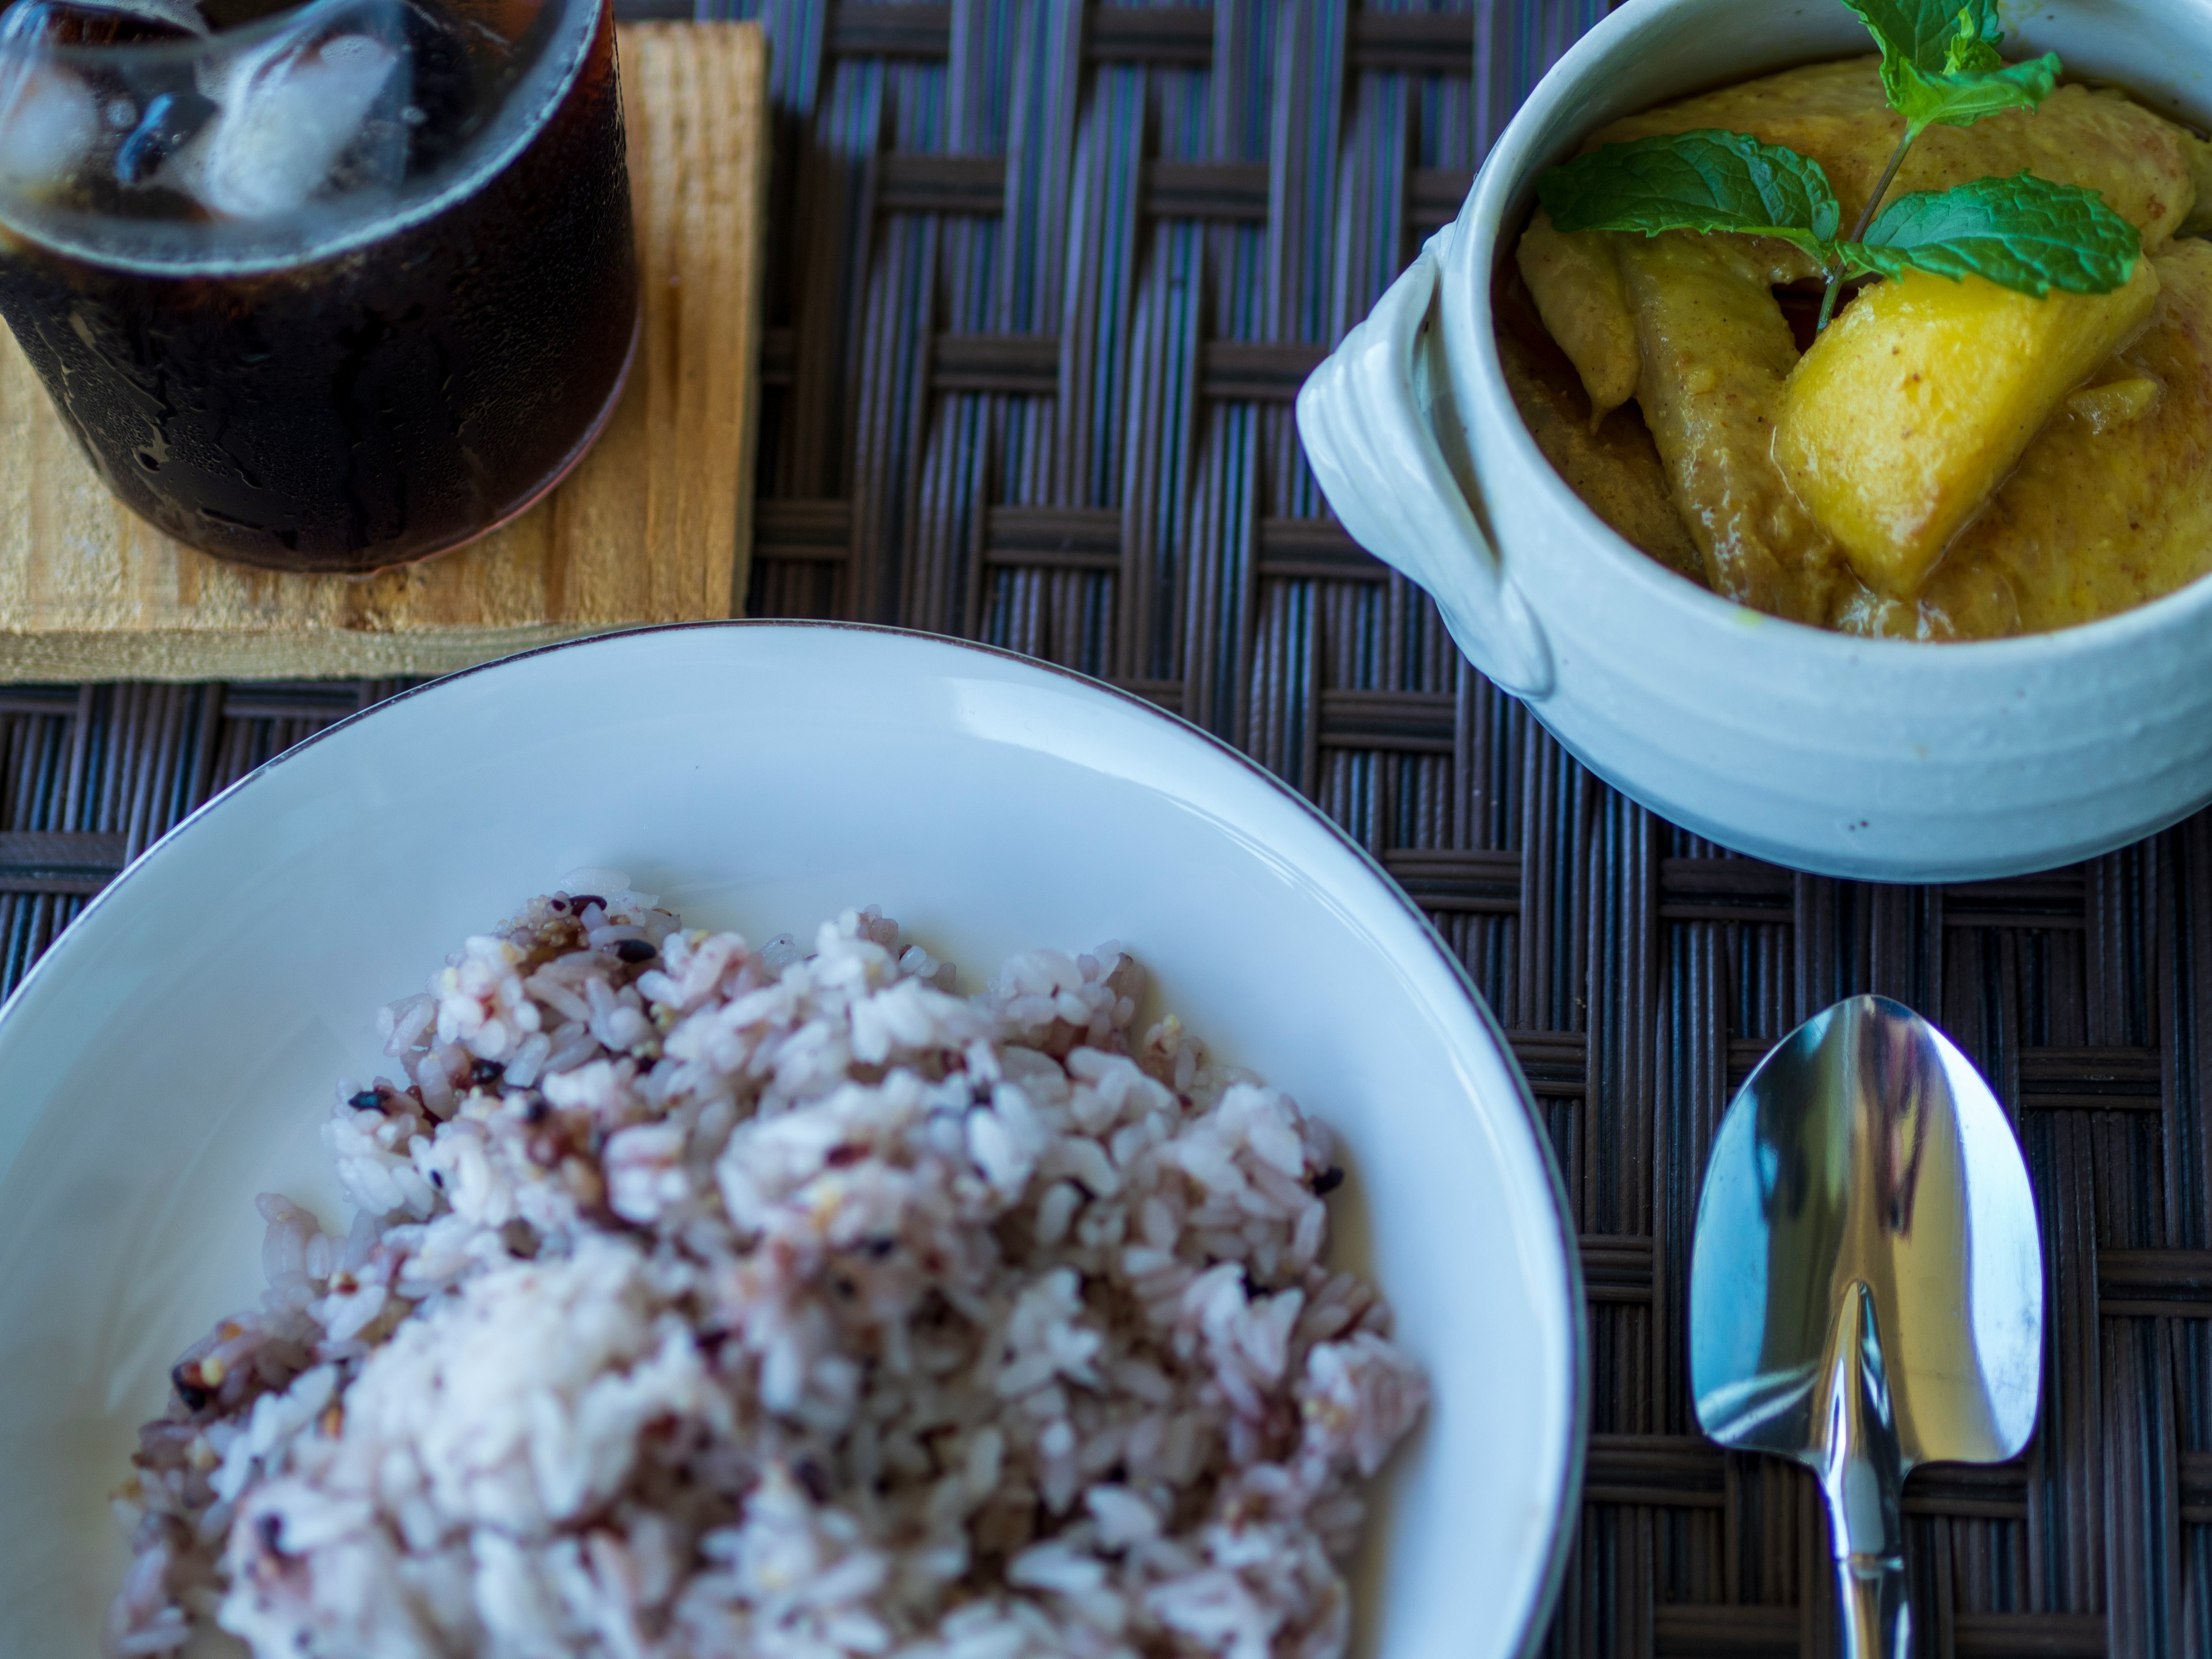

1820,1281,1912,1659
1834,1551,1911,1659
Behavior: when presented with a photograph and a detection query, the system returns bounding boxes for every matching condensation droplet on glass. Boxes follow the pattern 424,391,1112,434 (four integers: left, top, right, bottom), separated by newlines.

402,105,425,126
105,99,136,130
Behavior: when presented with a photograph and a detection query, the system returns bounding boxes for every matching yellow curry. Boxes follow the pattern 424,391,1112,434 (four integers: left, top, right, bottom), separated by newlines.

1505,57,2212,639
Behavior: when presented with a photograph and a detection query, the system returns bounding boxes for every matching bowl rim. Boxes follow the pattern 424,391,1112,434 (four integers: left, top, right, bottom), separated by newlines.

1457,0,2212,666
0,617,1590,1659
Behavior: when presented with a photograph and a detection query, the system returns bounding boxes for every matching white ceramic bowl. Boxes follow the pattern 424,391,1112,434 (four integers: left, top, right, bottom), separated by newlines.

0,623,1581,1659
1298,0,2212,882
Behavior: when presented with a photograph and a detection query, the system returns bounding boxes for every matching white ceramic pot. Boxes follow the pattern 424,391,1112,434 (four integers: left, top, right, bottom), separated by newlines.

1298,0,2212,882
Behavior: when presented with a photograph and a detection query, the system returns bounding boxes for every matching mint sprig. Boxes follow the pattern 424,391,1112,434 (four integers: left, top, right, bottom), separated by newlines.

1842,0,2060,131
1820,0,2062,321
1540,134,2139,302
1533,0,2115,331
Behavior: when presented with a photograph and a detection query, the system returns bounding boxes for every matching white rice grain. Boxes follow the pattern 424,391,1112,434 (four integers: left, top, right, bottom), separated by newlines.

108,891,1425,1659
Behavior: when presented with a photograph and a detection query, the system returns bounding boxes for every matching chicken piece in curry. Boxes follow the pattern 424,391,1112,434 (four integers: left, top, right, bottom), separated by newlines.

1504,56,2212,639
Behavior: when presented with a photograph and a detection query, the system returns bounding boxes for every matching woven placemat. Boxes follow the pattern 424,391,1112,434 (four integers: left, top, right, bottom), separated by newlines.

3,3,2205,1655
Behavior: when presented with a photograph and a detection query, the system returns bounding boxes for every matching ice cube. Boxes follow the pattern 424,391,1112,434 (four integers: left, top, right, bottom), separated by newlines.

190,29,399,218
0,53,97,196
114,85,215,184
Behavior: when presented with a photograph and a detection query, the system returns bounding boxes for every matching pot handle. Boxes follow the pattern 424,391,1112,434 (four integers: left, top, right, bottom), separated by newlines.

1296,225,1554,700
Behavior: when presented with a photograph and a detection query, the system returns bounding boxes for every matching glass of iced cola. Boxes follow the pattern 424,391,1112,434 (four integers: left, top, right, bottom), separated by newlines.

0,0,638,572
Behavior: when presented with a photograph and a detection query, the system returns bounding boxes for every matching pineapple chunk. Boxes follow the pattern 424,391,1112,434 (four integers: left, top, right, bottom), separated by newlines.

1516,210,1639,425
1775,260,2161,599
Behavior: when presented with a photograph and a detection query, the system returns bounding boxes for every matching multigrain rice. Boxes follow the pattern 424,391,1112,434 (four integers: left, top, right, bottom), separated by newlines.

108,877,1426,1658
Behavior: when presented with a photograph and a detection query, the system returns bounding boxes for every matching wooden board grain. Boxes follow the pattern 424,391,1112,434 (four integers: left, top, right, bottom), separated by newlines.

0,21,767,682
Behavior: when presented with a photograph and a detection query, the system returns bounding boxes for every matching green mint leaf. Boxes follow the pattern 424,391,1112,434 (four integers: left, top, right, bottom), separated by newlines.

1537,131,1840,257
1840,0,2059,130
1889,50,2060,129
1941,5,2002,73
1840,172,2141,295
1840,0,1995,75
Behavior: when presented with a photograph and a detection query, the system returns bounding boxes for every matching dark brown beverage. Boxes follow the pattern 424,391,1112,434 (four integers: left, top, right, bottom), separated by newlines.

0,0,637,572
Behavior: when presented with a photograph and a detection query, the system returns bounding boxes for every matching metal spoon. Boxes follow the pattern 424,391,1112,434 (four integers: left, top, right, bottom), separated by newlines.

1689,995,2043,1659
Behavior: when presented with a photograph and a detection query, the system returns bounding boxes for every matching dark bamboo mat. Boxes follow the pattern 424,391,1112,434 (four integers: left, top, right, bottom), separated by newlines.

3,2,2206,1655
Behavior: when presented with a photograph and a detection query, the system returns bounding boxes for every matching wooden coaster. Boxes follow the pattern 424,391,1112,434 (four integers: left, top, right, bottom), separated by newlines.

0,21,766,683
